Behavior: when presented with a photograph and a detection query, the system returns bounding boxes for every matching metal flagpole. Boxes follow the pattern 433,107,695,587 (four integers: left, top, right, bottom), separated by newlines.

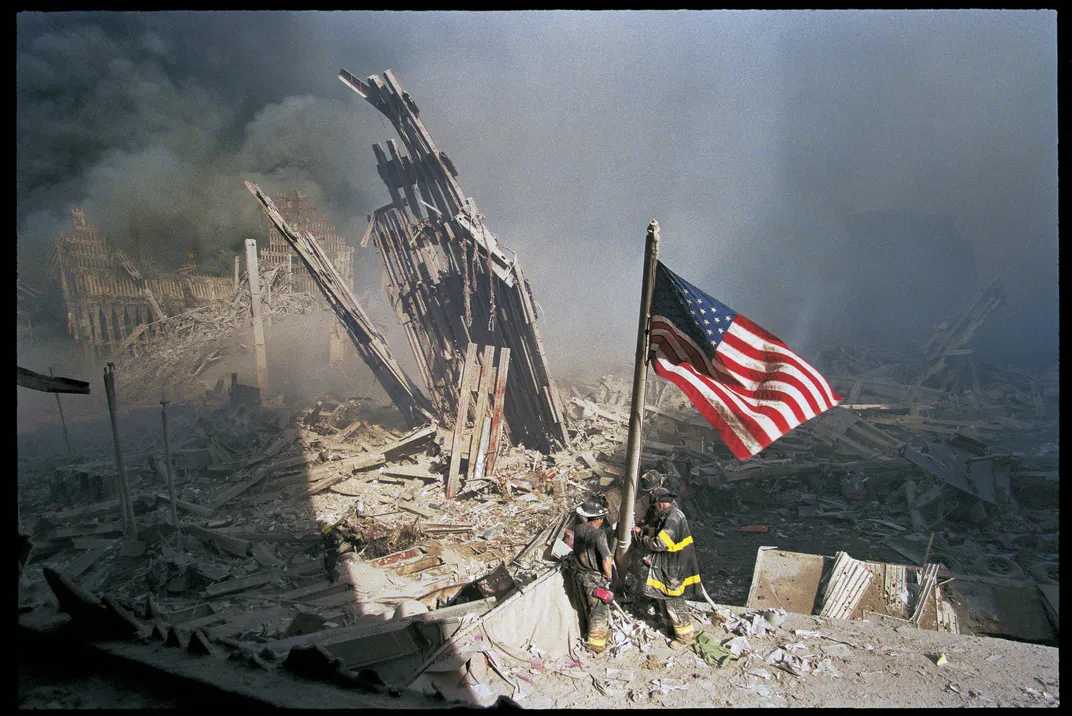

614,220,660,573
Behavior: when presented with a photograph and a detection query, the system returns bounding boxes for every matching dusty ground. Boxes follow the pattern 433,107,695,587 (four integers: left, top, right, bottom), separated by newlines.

18,598,1060,710
508,601,1060,709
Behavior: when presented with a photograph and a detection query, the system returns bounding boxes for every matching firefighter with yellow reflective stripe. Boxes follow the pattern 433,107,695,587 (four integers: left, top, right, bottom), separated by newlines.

632,487,700,649
568,496,615,654
623,470,672,598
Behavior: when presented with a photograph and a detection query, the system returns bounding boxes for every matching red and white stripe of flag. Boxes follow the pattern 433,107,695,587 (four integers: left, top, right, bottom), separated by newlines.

649,314,841,460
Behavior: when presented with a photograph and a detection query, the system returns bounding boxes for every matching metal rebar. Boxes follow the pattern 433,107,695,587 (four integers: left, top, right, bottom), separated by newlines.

921,531,936,566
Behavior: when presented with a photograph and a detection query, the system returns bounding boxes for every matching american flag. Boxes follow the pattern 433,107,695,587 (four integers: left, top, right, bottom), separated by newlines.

649,262,841,460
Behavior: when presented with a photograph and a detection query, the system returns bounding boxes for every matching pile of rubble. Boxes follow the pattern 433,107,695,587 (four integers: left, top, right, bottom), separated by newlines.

17,377,616,690
19,274,1061,691
16,335,1060,701
109,269,316,407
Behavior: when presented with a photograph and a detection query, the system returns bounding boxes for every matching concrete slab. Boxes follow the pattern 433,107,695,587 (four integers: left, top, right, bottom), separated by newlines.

18,606,452,708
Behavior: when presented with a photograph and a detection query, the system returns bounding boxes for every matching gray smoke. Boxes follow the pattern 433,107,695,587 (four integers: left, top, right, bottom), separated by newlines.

17,11,1058,391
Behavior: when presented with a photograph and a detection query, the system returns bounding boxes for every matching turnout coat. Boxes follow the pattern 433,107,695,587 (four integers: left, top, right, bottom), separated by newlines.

640,504,702,600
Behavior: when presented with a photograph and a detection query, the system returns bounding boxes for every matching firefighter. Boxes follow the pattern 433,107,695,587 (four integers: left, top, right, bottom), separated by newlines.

636,470,668,533
621,470,666,598
632,487,701,649
568,495,615,654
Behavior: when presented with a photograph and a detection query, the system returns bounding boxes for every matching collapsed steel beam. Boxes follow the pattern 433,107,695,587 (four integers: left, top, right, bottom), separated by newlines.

245,180,435,428
114,249,167,323
339,68,569,452
918,277,1006,386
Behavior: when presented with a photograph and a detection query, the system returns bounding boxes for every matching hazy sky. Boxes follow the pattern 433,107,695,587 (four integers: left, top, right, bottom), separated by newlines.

16,10,1058,381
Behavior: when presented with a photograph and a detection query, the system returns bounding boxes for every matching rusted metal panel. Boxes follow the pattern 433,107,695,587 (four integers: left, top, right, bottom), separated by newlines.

485,347,511,477
447,344,480,498
465,346,497,482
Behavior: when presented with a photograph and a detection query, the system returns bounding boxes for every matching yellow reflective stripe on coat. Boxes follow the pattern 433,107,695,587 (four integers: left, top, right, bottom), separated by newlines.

674,623,694,635
657,530,694,552
646,573,701,596
587,636,606,646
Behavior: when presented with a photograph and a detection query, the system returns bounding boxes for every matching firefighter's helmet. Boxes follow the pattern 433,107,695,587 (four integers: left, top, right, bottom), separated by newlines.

576,495,608,519
640,470,664,492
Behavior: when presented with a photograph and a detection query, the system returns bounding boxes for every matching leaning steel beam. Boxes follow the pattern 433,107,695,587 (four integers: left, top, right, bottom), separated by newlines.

339,68,569,451
114,249,167,323
245,181,435,428
918,278,1006,385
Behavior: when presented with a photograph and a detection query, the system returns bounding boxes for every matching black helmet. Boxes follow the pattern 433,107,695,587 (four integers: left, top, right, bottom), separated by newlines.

651,486,678,504
640,470,664,492
576,495,608,519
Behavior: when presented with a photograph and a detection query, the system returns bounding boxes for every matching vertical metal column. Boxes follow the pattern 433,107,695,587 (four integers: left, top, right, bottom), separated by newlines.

160,395,180,530
245,239,269,395
103,363,137,539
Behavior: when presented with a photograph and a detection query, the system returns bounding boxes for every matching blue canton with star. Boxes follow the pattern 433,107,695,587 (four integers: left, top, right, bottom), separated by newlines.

651,262,738,359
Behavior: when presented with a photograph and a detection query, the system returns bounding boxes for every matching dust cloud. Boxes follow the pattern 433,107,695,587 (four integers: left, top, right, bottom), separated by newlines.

17,11,1058,407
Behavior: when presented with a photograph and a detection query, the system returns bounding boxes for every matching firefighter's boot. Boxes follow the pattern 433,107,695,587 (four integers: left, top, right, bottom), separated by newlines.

585,627,608,654
668,622,695,650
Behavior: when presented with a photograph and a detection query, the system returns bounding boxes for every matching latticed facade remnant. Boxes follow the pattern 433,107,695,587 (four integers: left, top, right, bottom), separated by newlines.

260,191,354,298
51,209,232,357
258,191,355,363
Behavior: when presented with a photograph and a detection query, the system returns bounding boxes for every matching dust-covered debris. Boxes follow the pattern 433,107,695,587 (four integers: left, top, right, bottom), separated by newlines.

18,329,1062,709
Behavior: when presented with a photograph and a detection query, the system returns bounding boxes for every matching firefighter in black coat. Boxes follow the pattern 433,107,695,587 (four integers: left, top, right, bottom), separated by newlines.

569,495,615,653
624,470,668,596
632,487,700,648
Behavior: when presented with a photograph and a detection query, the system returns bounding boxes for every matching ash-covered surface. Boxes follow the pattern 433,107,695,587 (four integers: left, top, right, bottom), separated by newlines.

16,340,1059,708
